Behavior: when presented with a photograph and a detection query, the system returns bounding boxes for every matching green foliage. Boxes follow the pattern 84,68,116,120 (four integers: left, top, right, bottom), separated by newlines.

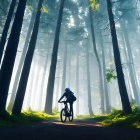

89,0,100,11
105,69,117,83
131,104,140,113
26,5,32,9
101,111,140,128
52,108,59,115
76,105,140,128
34,5,48,13
40,5,48,13
0,111,59,128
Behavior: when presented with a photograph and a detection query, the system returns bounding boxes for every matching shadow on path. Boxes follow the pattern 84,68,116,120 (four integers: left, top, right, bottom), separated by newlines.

0,119,140,140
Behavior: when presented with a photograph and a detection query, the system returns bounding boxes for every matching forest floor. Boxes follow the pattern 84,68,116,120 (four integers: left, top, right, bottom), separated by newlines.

0,118,140,140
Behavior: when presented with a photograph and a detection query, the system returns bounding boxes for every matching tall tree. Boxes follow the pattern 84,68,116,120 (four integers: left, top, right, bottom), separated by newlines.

86,44,94,116
76,47,79,114
8,11,36,110
61,45,67,94
12,0,44,115
106,0,132,113
54,67,61,109
99,31,110,114
68,54,71,87
44,0,65,114
120,21,140,105
88,5,105,114
0,0,27,114
0,0,17,64
121,33,133,101
26,63,37,108
38,47,50,110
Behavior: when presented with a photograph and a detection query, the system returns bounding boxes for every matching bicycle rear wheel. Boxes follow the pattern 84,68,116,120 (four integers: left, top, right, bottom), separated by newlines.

68,111,73,122
60,109,67,123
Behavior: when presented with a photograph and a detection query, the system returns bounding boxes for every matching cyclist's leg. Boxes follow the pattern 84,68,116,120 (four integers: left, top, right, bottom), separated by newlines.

69,101,73,115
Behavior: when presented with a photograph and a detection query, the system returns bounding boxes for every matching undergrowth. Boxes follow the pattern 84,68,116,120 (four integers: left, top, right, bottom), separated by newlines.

76,105,140,128
0,109,59,128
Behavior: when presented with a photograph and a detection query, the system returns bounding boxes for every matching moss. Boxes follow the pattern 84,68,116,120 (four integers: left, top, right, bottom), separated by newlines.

76,105,140,128
0,110,59,128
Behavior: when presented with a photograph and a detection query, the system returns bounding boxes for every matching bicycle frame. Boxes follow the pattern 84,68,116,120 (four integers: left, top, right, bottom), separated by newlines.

61,101,70,114
59,101,73,122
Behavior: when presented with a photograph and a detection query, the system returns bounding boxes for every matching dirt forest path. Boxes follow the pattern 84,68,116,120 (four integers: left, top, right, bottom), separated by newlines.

0,119,140,140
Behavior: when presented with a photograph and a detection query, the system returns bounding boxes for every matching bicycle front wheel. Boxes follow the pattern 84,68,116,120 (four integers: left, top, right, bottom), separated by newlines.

60,109,67,123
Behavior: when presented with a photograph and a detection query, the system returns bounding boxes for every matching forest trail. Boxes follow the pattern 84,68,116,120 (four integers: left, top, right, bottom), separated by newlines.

0,119,140,140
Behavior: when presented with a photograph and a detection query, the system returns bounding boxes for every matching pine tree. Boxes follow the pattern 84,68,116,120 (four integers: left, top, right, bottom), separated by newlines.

0,0,17,63
12,0,44,115
44,0,65,114
8,11,36,110
0,0,27,114
88,5,105,114
106,0,132,114
86,43,94,116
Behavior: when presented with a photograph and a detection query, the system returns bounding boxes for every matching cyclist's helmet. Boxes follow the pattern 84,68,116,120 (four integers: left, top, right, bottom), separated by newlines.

65,88,70,92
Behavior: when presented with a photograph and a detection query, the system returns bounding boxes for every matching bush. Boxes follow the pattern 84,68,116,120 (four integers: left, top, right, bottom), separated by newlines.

131,104,140,113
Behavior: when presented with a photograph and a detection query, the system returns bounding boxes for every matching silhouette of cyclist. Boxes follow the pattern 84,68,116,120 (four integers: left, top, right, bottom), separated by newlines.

58,88,76,115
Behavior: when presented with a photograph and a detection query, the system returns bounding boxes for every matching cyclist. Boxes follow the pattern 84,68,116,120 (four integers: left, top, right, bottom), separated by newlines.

58,88,76,115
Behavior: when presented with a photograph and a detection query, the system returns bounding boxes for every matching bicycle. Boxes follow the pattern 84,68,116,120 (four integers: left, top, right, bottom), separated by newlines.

59,101,73,123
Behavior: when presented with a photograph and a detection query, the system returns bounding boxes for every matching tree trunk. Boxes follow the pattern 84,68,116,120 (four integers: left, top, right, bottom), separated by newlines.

106,0,132,114
68,54,71,87
26,63,36,108
86,44,94,116
99,31,111,114
61,45,67,94
44,0,65,114
88,7,105,114
12,0,44,115
38,52,49,110
121,32,133,101
76,48,79,114
0,0,17,64
0,0,27,114
32,58,41,110
54,76,60,109
8,11,36,110
121,21,140,105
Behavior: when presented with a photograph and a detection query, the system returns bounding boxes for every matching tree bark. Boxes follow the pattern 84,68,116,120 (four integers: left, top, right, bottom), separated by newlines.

61,45,67,94
106,0,132,114
99,31,111,114
8,11,36,110
86,44,94,116
44,0,65,114
121,21,140,105
0,0,27,114
76,48,79,114
88,7,105,114
68,54,71,87
121,33,133,101
12,0,44,115
0,0,17,64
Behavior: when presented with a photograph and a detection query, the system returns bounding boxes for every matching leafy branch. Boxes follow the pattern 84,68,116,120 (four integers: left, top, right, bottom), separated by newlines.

89,0,100,11
105,69,117,83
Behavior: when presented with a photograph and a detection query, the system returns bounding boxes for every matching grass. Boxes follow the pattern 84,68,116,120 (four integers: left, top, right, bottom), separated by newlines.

76,105,140,128
0,109,59,128
1,105,140,128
